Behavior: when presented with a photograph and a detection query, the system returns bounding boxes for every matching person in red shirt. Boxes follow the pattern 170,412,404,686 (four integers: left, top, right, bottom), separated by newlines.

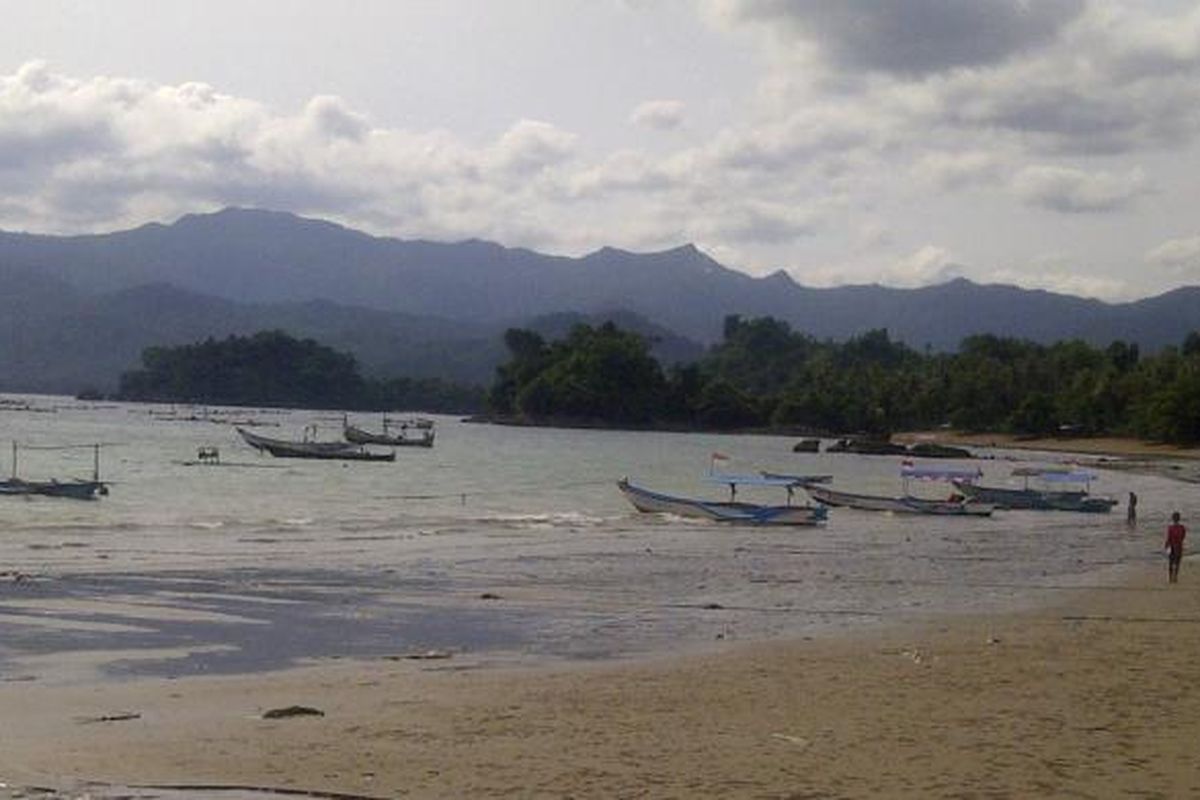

1165,511,1186,584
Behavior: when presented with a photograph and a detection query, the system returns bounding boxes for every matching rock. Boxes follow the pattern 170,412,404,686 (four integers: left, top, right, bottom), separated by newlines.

262,705,325,719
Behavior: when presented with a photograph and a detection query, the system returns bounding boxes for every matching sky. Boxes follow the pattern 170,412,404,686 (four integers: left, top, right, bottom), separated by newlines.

3,0,1200,301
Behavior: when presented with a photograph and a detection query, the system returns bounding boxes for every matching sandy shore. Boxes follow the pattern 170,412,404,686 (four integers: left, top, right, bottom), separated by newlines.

895,431,1200,485
2,556,1198,799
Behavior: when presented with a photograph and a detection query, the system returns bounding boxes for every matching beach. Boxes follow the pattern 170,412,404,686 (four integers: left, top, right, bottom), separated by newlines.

3,412,1199,799
2,558,1198,799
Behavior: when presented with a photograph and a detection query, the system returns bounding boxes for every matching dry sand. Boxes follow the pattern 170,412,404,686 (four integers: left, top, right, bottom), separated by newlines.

2,557,1199,799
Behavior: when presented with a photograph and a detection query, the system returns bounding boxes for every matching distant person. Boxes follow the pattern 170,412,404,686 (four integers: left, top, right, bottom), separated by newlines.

1165,512,1186,584
1127,491,1138,526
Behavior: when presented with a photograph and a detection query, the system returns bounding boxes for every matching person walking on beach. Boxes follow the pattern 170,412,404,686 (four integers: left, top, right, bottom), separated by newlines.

1165,512,1186,584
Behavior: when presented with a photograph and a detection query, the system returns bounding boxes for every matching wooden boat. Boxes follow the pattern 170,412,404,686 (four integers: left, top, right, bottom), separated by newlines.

953,467,1117,512
237,427,395,461
344,420,434,448
0,478,107,499
617,474,828,526
803,463,993,516
1,442,108,500
805,484,993,516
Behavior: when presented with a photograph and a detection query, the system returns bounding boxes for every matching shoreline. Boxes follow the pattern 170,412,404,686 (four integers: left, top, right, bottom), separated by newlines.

3,559,1198,798
895,430,1200,484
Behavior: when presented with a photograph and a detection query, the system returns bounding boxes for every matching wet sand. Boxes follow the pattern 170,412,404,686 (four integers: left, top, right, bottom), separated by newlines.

2,559,1198,799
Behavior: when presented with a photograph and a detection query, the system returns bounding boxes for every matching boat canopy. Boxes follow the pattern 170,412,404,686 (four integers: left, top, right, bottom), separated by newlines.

705,472,807,488
1010,466,1097,482
1030,470,1097,483
1011,465,1075,477
900,464,983,483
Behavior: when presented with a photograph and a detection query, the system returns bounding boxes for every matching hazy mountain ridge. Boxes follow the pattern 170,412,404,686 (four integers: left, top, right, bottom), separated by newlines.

2,207,1199,394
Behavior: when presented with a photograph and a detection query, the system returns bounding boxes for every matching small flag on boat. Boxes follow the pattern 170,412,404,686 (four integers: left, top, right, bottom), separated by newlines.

711,452,729,460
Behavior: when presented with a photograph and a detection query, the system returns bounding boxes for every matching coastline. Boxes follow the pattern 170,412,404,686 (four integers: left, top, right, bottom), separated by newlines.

895,430,1200,484
2,422,1197,798
3,560,1198,798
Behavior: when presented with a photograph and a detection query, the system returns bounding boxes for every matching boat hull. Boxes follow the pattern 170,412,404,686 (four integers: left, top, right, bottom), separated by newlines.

618,479,827,526
806,484,993,516
0,479,106,500
237,428,396,461
344,424,434,448
955,482,1116,512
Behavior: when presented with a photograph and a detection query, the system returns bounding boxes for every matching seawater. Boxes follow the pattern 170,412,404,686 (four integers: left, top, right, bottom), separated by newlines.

0,395,1188,682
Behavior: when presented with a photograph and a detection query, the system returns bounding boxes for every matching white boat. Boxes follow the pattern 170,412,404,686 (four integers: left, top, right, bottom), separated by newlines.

803,463,993,516
237,427,396,462
617,473,828,526
955,467,1117,512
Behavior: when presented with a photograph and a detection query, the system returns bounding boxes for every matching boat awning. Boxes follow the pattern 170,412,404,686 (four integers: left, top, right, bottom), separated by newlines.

705,472,805,488
1033,470,1097,483
900,464,983,482
1011,465,1075,477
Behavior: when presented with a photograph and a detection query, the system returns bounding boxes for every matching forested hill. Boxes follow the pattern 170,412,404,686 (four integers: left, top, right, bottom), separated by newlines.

489,317,1200,444
4,207,1200,351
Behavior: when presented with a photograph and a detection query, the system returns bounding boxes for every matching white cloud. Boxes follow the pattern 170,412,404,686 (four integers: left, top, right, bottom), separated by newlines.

1146,235,1200,276
912,151,1007,190
630,99,686,130
486,119,578,176
986,266,1129,300
697,200,817,244
1011,165,1149,213
885,245,964,287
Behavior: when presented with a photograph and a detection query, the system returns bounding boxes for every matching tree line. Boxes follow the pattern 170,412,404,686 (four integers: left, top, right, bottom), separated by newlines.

114,322,1200,444
487,316,1200,444
117,330,485,413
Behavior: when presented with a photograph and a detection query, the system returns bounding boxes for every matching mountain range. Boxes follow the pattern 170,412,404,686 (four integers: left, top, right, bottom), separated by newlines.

2,207,1198,394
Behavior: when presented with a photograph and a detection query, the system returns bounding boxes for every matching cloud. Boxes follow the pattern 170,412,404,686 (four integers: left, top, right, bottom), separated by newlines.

1146,235,1200,276
0,63,584,238
911,151,1008,190
986,266,1129,300
709,0,1085,76
486,119,577,175
1011,165,1149,213
697,200,817,244
630,99,686,130
884,245,964,287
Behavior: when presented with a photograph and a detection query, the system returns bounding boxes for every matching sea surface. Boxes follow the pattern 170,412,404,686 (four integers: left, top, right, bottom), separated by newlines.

0,395,1188,685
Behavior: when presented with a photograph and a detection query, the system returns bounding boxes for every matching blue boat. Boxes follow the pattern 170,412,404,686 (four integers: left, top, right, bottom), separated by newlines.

618,473,828,526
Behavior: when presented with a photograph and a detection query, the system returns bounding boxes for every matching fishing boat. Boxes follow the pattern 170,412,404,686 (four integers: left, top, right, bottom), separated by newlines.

0,442,108,500
803,463,993,516
343,417,435,448
237,427,396,462
617,473,828,526
953,467,1118,512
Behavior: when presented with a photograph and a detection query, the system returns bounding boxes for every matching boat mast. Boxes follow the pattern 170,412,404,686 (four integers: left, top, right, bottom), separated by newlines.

10,441,16,479
93,443,100,482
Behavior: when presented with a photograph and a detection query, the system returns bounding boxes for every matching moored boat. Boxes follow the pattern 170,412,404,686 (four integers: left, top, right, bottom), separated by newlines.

617,474,828,526
954,467,1117,512
804,483,993,516
237,427,396,461
343,420,434,448
1,442,109,500
802,462,993,516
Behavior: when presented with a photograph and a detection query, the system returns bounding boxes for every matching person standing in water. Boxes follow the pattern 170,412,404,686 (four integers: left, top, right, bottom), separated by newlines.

1127,491,1138,526
1165,512,1186,584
